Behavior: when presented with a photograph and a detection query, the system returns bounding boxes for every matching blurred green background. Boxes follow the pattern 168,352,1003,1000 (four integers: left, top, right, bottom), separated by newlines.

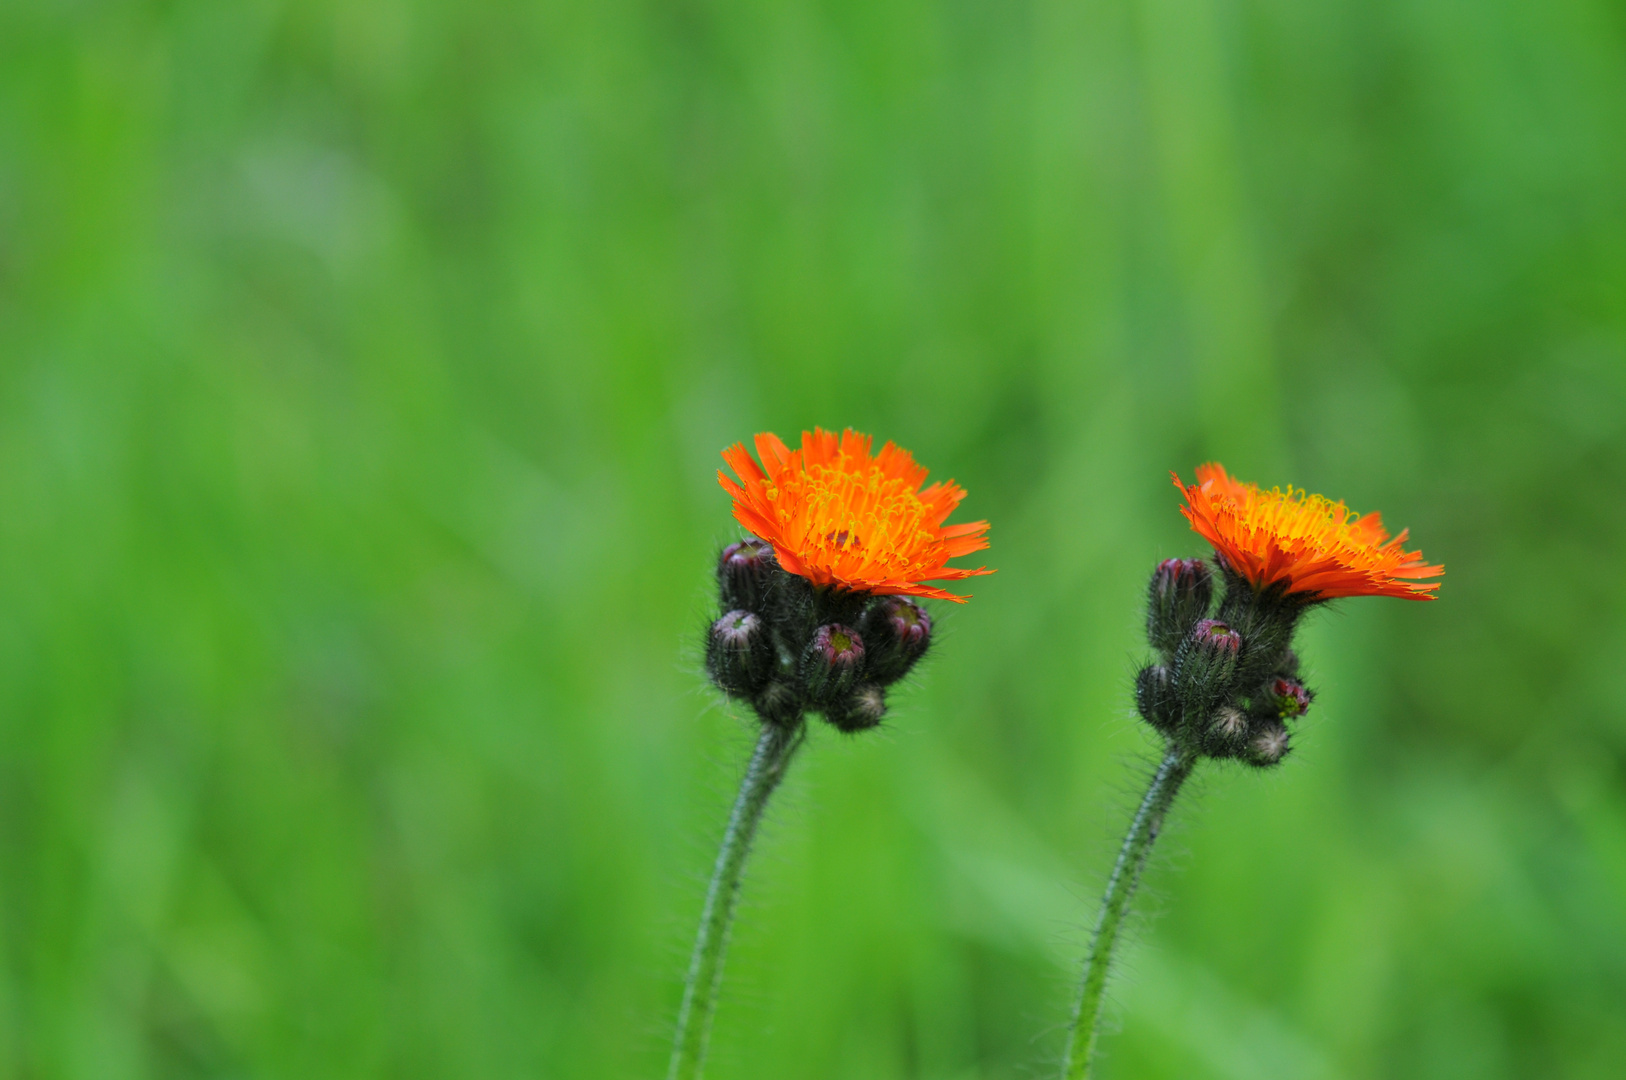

3,0,1625,1077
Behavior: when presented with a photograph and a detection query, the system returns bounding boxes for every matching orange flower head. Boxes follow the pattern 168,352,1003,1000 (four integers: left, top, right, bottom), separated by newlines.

1174,463,1443,602
718,428,993,603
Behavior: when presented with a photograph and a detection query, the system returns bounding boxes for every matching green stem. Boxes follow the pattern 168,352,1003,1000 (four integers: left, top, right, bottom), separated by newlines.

668,721,804,1080
1060,745,1196,1080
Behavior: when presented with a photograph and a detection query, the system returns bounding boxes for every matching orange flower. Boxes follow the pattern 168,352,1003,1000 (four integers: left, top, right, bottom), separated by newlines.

718,428,993,603
1174,463,1442,601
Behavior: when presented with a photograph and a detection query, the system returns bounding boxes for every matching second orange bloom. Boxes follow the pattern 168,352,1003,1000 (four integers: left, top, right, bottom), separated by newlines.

1174,463,1443,601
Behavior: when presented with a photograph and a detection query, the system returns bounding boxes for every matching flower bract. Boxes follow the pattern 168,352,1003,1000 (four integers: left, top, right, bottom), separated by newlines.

719,428,992,602
1174,463,1442,601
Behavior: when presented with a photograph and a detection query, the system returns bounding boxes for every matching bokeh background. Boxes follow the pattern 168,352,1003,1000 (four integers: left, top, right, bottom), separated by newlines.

3,0,1625,1077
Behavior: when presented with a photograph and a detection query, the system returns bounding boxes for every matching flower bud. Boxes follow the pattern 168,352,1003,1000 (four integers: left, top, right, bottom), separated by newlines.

1147,558,1214,655
799,623,865,705
752,679,802,726
717,538,777,612
1201,706,1250,757
824,683,887,733
1172,618,1242,716
1267,676,1313,719
1134,664,1177,735
1244,720,1291,767
858,597,932,684
706,610,774,697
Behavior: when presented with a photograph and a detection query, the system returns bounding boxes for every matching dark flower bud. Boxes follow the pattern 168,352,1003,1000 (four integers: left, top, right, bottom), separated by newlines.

1172,618,1242,715
706,610,774,697
824,683,887,733
1267,676,1313,719
1134,664,1177,735
1244,720,1291,767
1190,618,1242,653
1201,706,1250,757
858,597,932,684
718,538,777,612
799,623,865,705
1147,558,1214,655
752,679,802,726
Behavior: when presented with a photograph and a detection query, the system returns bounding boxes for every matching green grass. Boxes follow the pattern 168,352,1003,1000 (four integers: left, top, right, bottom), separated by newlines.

2,0,1625,1076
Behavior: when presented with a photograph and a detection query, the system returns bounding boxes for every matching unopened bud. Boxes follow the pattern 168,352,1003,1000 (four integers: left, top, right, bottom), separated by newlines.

1173,618,1242,714
706,610,774,696
752,679,802,726
1213,706,1247,739
1201,706,1250,757
1147,558,1214,655
1192,618,1240,652
1268,676,1313,719
824,683,887,733
1244,720,1291,767
859,597,932,684
799,623,865,704
1134,664,1176,734
718,538,777,612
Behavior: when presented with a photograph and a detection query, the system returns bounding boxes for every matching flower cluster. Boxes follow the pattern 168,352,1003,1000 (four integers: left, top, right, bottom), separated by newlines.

1136,465,1443,765
705,428,992,731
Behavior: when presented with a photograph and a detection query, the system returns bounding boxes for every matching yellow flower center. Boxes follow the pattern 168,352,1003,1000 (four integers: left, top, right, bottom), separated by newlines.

1223,485,1371,557
773,456,939,577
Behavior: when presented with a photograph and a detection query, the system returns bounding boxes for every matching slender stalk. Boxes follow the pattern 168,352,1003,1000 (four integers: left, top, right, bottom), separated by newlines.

668,720,804,1080
1060,745,1196,1079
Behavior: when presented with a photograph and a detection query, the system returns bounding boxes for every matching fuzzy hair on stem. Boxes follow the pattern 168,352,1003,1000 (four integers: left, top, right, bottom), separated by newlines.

1059,744,1196,1080
667,721,805,1080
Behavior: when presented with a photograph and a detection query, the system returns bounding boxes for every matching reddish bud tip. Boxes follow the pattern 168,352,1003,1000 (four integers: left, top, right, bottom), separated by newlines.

1270,676,1313,718
1192,619,1242,655
860,597,933,684
1148,558,1215,654
886,599,931,647
1171,618,1244,721
1155,557,1208,594
799,623,866,704
813,623,864,666
718,537,777,612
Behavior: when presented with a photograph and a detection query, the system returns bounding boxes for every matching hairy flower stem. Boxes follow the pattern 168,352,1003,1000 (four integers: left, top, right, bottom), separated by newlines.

1060,745,1196,1080
668,721,805,1080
